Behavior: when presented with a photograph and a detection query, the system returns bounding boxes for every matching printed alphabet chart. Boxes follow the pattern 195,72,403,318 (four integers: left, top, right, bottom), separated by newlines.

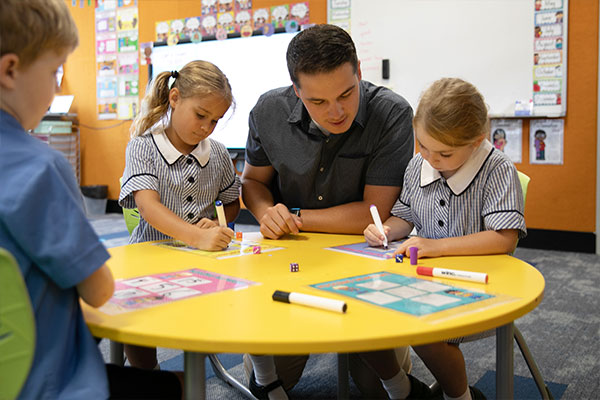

100,268,256,314
312,271,511,320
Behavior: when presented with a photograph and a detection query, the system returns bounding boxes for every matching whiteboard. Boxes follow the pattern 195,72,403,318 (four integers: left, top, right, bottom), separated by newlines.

151,32,297,149
350,0,567,117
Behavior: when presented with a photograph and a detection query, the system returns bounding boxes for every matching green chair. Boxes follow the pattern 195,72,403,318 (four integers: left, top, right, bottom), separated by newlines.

429,171,553,399
513,171,553,398
123,206,141,235
517,170,530,204
0,248,35,400
119,177,140,235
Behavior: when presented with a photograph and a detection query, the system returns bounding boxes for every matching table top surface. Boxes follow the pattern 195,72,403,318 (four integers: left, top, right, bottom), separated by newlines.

82,233,545,354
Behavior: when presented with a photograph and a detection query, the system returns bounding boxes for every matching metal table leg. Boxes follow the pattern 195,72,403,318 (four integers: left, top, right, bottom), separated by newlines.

497,323,514,399
337,353,350,399
208,354,257,399
109,340,124,366
184,352,206,400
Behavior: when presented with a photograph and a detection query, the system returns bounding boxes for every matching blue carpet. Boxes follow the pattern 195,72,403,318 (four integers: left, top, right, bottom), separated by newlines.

98,230,129,241
160,353,243,380
475,370,567,399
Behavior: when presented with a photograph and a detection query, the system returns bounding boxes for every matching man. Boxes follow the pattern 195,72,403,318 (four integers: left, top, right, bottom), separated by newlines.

241,25,430,400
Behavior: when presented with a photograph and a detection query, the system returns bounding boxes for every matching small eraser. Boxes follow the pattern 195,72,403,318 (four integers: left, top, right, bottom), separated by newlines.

409,247,418,265
395,254,403,263
252,245,261,254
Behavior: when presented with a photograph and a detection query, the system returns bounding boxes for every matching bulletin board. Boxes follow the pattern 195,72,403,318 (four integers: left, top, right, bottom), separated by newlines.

350,0,568,118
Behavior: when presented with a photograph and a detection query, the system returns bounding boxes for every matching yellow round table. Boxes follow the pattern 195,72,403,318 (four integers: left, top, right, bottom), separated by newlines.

83,233,544,399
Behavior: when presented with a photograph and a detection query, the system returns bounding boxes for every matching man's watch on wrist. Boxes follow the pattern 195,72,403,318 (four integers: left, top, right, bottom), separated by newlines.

289,208,301,217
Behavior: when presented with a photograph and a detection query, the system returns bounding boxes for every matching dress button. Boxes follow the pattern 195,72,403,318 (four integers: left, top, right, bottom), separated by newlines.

186,158,193,165
438,220,444,227
188,176,194,183
318,195,323,201
440,199,446,206
187,213,194,219
325,138,330,143
186,196,193,202
319,167,324,172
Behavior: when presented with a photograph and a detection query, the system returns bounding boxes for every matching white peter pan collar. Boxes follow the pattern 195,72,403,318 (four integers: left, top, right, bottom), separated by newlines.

151,124,210,167
420,139,494,196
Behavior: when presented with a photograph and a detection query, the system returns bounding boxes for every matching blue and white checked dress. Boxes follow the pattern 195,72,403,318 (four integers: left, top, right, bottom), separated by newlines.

119,123,240,244
392,139,526,342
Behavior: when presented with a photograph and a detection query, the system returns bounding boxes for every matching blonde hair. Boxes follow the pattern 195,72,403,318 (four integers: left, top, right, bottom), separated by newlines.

414,78,489,147
0,0,79,68
131,60,233,138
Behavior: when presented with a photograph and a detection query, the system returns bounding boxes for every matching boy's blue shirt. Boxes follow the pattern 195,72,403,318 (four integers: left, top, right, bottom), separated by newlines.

0,110,110,399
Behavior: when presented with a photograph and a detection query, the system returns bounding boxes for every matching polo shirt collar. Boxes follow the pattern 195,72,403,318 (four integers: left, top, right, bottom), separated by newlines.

287,80,368,132
420,139,494,196
151,124,210,167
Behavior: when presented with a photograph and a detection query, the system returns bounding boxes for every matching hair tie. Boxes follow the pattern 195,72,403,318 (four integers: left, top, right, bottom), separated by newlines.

171,70,179,79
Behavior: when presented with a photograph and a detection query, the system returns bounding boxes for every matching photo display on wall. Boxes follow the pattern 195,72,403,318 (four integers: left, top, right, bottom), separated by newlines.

154,1,310,45
95,0,140,120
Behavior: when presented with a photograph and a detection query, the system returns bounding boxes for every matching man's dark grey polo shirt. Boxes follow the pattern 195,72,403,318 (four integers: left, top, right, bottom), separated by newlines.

245,80,414,209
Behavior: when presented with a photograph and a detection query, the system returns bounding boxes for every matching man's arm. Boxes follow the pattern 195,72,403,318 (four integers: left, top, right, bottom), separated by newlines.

223,198,240,223
241,163,301,238
299,184,401,234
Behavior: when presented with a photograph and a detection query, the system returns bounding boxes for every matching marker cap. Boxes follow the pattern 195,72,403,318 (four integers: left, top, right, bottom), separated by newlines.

409,247,418,265
416,266,433,276
273,290,291,303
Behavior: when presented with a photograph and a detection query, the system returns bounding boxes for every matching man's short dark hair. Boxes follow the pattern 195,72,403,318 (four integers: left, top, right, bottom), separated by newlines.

286,24,358,87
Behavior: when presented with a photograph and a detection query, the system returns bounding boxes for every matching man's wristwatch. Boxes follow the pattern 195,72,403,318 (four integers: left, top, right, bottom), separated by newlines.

289,208,301,217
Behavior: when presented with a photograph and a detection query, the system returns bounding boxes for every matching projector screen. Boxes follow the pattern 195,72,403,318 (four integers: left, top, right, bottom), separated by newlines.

151,32,298,150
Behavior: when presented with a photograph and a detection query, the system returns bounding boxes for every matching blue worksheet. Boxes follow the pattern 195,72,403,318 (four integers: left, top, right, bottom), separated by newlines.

326,240,405,260
311,271,495,317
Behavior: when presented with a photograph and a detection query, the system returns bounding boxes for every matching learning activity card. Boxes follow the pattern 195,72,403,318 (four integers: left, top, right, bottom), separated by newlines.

100,268,256,314
326,240,405,260
154,239,284,259
312,271,505,319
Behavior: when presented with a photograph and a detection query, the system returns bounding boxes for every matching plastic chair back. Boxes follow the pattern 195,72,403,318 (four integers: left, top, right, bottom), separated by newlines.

517,171,530,204
123,207,141,235
0,248,35,400
119,177,140,234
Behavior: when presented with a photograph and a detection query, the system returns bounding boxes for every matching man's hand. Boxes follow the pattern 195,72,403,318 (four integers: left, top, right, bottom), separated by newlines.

259,203,303,239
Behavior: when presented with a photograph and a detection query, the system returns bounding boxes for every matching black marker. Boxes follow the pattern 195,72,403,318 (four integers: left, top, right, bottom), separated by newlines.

273,290,347,313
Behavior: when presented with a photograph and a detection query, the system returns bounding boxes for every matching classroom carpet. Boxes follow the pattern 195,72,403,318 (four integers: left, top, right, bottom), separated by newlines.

92,214,598,399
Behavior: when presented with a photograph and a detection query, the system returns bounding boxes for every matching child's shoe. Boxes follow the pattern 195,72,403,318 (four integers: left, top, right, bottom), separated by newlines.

404,374,438,399
469,386,486,400
248,371,287,400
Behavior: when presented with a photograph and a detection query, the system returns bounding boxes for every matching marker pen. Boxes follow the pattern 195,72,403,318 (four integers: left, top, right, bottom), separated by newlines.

369,204,388,249
215,200,227,227
272,290,347,313
416,266,488,284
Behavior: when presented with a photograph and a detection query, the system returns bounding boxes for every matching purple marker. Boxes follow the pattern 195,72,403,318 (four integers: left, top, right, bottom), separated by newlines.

409,247,418,265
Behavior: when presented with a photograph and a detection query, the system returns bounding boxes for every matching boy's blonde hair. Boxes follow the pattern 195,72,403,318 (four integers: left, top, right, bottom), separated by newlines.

0,0,79,68
131,60,233,138
414,78,489,147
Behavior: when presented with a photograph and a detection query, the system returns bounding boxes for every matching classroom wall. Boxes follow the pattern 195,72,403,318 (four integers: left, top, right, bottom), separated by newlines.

64,0,598,234
64,0,326,200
